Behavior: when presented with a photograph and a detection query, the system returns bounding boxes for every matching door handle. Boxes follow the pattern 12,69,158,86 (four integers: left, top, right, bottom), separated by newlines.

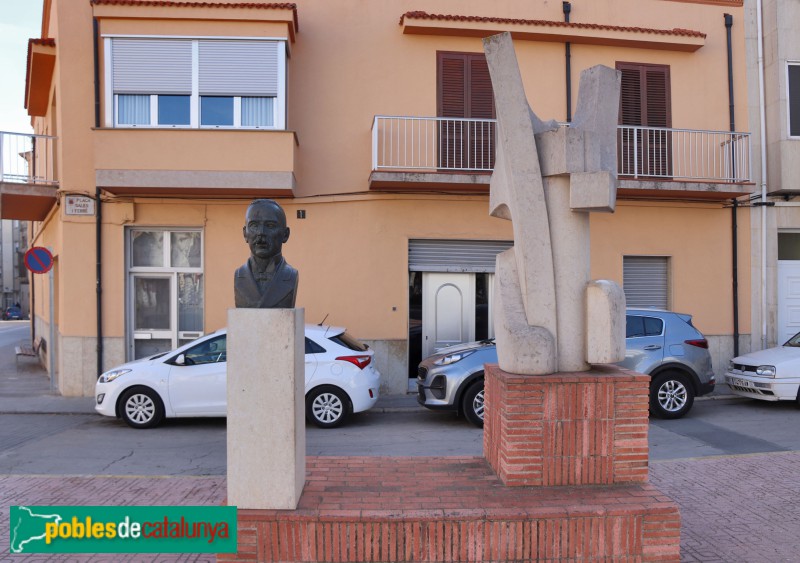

643,345,662,351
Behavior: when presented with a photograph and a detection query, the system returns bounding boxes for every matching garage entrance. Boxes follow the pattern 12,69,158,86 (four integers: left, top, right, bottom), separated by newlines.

408,239,511,379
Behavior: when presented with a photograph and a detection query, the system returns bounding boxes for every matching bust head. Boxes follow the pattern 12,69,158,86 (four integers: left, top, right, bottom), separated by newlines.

243,199,290,262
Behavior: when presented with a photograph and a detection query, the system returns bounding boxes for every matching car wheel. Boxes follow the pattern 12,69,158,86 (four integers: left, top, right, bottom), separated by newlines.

462,379,485,427
650,372,694,419
306,386,350,428
119,387,165,429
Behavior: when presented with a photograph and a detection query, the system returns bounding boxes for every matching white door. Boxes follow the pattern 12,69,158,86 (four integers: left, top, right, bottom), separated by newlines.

777,261,800,345
422,273,475,358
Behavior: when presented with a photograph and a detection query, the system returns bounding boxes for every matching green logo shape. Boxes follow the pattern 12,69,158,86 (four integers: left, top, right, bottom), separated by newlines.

9,506,237,553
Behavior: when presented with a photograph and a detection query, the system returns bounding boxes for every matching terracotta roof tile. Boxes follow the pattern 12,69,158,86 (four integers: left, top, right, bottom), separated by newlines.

29,38,56,47
399,11,706,39
90,0,296,9
89,1,298,32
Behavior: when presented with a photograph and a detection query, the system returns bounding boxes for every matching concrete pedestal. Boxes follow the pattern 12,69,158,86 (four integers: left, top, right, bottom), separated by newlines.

227,308,305,509
484,363,650,487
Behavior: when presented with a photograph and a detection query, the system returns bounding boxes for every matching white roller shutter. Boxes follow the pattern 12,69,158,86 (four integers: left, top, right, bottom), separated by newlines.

623,256,670,309
199,40,278,96
112,39,192,95
409,239,512,273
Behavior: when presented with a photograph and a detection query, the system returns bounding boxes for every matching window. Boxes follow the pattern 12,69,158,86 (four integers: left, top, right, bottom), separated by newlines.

617,62,672,177
626,315,664,338
305,337,326,354
183,335,227,365
623,256,670,309
108,38,285,129
437,52,495,169
128,228,204,359
789,63,800,137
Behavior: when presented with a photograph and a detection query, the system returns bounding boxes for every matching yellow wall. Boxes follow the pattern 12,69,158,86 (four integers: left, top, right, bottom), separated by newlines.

591,201,752,335
27,0,752,366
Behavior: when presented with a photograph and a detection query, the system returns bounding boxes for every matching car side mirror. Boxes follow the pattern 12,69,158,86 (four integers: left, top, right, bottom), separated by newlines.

174,354,186,366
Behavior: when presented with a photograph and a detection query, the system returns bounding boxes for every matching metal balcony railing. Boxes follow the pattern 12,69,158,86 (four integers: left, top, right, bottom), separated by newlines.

372,116,752,183
0,131,58,185
372,116,496,172
617,126,751,183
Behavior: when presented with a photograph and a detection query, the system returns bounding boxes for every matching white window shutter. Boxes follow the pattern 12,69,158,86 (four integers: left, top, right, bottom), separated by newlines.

112,39,192,95
198,40,278,96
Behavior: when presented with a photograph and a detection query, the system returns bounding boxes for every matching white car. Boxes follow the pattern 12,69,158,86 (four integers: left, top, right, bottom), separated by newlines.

725,332,800,403
95,324,380,429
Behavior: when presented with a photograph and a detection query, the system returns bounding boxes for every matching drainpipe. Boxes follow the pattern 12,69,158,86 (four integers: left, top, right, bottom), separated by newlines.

756,0,769,348
563,2,572,122
93,19,104,375
725,13,740,357
96,187,103,377
93,19,101,128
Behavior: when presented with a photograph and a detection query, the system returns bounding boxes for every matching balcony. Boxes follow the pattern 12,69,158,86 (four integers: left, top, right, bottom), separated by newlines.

370,116,755,200
93,128,297,198
0,131,58,221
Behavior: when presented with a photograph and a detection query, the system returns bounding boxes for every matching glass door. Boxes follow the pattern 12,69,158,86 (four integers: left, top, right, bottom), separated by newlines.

132,275,174,358
127,228,204,360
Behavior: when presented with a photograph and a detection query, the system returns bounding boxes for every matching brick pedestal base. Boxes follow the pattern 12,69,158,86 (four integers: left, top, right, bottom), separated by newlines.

219,457,680,562
484,364,650,487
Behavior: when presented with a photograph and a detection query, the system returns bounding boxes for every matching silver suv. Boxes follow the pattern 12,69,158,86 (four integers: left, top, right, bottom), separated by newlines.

417,308,715,426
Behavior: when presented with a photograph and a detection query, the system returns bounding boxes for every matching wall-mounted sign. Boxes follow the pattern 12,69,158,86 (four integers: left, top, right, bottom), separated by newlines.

65,195,96,216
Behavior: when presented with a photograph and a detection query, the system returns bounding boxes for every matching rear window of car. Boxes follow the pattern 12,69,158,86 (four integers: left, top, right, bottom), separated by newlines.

328,331,368,352
626,315,664,338
305,337,326,354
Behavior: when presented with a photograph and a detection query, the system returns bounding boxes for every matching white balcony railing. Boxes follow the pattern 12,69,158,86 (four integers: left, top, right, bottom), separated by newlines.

618,125,750,183
372,116,752,183
0,131,58,185
372,116,496,172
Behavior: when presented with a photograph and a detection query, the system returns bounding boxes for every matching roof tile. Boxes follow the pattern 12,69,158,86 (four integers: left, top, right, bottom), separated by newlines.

90,0,296,8
399,11,706,39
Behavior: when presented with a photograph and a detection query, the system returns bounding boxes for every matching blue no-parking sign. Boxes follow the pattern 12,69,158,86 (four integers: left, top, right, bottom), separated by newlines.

24,247,54,274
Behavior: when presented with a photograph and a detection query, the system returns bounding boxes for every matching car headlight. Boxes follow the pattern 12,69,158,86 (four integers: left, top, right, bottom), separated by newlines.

434,350,475,366
727,360,734,371
98,368,131,383
755,365,776,377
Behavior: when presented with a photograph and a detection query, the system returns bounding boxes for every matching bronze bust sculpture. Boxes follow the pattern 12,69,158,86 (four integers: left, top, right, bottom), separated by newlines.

234,199,298,308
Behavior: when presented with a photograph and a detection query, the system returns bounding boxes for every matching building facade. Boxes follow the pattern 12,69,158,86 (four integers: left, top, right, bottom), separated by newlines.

0,220,29,316
745,0,800,352
5,0,752,396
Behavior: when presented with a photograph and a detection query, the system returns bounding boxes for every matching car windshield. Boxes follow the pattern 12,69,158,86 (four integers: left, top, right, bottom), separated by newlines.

785,333,800,347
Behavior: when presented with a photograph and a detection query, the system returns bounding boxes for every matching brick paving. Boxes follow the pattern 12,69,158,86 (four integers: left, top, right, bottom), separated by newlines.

649,451,800,563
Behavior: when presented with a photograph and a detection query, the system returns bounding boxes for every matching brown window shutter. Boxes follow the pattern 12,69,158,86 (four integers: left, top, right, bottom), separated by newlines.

438,53,467,118
618,65,644,125
645,67,671,128
469,56,495,119
616,62,672,177
616,62,671,128
437,52,496,169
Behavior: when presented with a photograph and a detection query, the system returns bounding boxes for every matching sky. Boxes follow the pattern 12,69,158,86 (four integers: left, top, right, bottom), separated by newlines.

0,0,43,134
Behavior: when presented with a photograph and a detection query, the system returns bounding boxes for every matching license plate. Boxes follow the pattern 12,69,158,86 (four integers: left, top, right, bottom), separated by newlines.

728,376,752,388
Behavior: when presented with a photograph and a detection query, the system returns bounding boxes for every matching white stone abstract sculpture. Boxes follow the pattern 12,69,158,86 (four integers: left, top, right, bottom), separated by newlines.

483,32,626,375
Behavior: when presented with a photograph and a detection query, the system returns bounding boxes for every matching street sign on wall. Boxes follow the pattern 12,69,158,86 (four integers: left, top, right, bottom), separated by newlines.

24,247,54,274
